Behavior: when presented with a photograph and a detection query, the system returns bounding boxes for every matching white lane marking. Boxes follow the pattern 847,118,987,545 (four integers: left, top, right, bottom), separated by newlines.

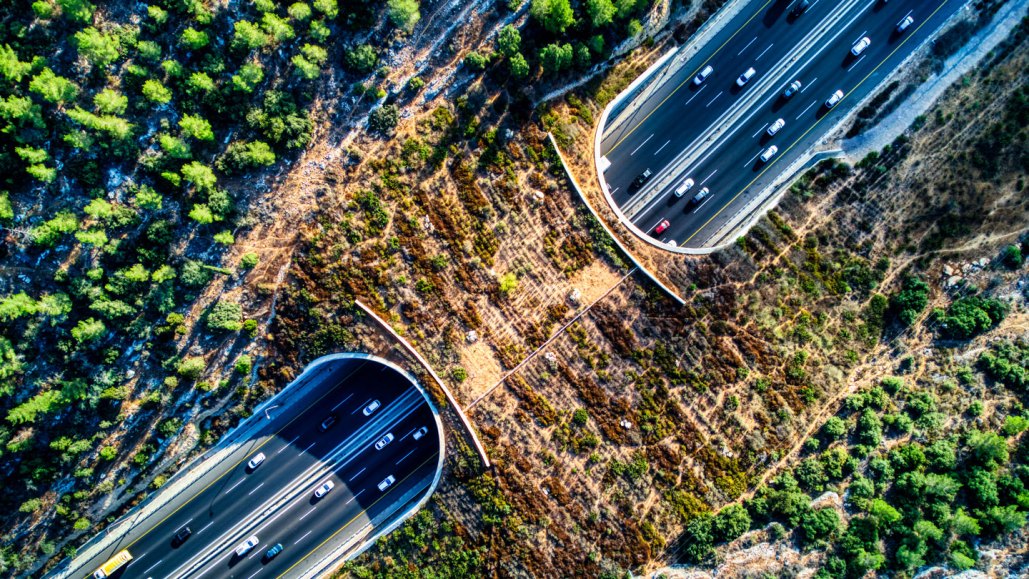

247,482,265,496
901,9,913,22
349,467,366,482
705,91,723,108
246,570,262,579
755,44,774,60
300,441,316,454
181,517,194,527
847,54,866,72
610,187,620,195
684,85,706,106
331,393,355,411
800,77,816,93
143,559,163,574
745,151,761,167
293,530,313,545
350,398,372,414
852,30,867,46
692,197,713,214
277,435,300,453
345,489,366,505
654,140,671,155
737,36,758,55
752,123,769,138
630,133,654,156
700,169,717,185
198,521,214,534
297,507,317,521
396,449,417,465
796,100,817,120
649,218,666,232
226,478,246,494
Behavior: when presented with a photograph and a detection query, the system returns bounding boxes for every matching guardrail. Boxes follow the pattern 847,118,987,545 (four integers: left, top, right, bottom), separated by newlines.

354,299,491,468
547,133,686,306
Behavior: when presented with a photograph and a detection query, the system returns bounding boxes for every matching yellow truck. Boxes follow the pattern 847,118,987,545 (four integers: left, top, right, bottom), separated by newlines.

92,550,132,578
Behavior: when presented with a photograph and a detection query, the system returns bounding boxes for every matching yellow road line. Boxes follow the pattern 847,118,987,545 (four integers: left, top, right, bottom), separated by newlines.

275,453,440,578
608,0,777,154
682,0,950,245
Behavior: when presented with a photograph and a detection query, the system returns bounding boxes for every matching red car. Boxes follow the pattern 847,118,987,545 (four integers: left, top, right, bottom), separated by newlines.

654,220,671,235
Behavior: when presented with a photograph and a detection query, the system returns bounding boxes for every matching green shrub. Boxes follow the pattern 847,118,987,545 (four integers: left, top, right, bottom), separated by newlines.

206,300,243,332
936,296,1008,339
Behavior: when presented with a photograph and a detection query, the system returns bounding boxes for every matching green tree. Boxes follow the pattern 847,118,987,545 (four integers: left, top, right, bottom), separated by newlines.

57,0,95,23
313,0,338,17
1000,244,1023,269
966,430,1009,469
141,79,172,104
218,140,276,173
497,25,521,57
464,51,488,71
712,504,751,543
180,114,214,141
177,357,206,381
822,416,847,440
509,52,530,78
584,0,616,27
388,0,421,32
0,44,32,83
261,13,296,44
680,513,715,563
235,355,253,375
935,296,1008,339
891,276,930,326
232,63,265,93
29,68,79,105
71,318,106,344
207,300,243,332
94,88,127,115
344,44,378,74
232,20,269,52
181,161,217,192
539,42,573,74
74,27,121,69
799,508,841,548
530,0,575,34
189,204,215,224
369,104,399,135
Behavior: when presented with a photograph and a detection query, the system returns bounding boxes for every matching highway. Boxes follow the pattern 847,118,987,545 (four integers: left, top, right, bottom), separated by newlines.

599,0,968,249
58,356,442,579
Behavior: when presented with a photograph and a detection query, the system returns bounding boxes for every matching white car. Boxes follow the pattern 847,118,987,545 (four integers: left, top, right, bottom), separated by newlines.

896,16,914,33
314,480,335,498
759,146,779,163
247,452,266,470
674,178,695,197
767,118,785,136
235,535,259,557
693,65,713,86
377,475,396,491
412,426,428,440
825,89,844,109
736,67,756,87
851,36,871,56
374,433,394,450
362,400,380,416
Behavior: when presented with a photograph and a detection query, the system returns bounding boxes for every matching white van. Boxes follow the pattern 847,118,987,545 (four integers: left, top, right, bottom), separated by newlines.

674,178,695,197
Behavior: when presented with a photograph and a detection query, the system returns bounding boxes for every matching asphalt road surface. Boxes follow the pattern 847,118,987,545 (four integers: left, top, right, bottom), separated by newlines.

60,357,441,579
600,0,967,249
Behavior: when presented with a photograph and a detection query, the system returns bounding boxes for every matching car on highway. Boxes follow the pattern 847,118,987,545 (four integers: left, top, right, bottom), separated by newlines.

767,118,785,136
375,432,395,450
693,65,713,86
851,36,871,56
413,426,428,440
782,80,802,99
897,15,914,33
759,145,779,163
362,400,381,416
629,168,653,192
689,187,710,206
235,535,259,557
264,543,283,562
314,480,335,498
791,0,811,17
824,89,844,109
319,413,339,432
736,67,756,87
247,452,266,471
378,475,396,491
172,526,192,547
654,219,671,235
674,178,694,197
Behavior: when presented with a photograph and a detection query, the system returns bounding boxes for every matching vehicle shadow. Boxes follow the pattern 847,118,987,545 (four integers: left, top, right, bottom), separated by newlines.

763,0,789,27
